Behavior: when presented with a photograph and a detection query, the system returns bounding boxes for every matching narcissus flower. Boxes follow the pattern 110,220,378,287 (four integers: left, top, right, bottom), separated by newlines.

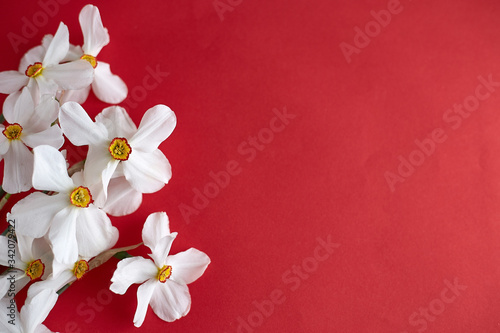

0,87,63,193
10,145,118,265
0,22,94,102
60,4,127,104
0,288,58,333
27,256,96,299
110,212,210,327
59,102,176,216
0,232,52,298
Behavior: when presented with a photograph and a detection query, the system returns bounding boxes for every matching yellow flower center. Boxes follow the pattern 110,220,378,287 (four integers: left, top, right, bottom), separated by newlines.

73,260,89,280
25,62,44,78
25,259,45,281
157,265,172,283
70,186,92,208
108,137,132,161
80,54,97,68
3,123,22,140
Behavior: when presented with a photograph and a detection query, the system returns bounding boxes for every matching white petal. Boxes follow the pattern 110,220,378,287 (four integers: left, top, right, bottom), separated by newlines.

41,34,53,51
95,105,136,138
0,131,8,156
142,212,171,251
12,232,34,265
0,294,20,333
27,270,74,296
19,45,45,72
2,91,21,121
92,62,127,103
83,146,119,201
30,94,60,128
0,271,29,299
30,237,52,262
42,22,69,66
59,101,108,146
2,140,33,194
130,105,176,152
166,248,211,285
22,237,52,280
43,60,94,90
79,4,110,56
21,288,58,333
34,324,53,333
133,279,157,327
150,233,177,268
48,207,78,265
49,259,73,281
0,71,28,94
102,177,142,216
23,126,64,150
32,76,58,99
123,149,171,193
75,206,116,258
109,257,157,295
149,281,191,322
63,43,83,62
0,236,22,268
3,87,34,125
18,95,58,139
11,192,66,238
32,145,74,192
59,86,90,104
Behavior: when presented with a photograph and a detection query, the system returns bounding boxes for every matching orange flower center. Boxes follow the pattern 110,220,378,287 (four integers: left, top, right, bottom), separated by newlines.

108,137,132,161
157,265,172,283
73,260,89,280
3,123,22,140
70,186,92,208
25,62,44,78
80,54,97,68
25,259,45,280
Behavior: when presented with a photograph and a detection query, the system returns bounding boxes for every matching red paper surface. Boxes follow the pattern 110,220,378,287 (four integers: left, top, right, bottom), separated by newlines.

2,0,500,332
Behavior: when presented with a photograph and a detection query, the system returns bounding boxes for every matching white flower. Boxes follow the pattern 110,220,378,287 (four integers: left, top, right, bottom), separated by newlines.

0,87,63,193
60,5,127,104
0,288,58,333
110,212,210,327
0,231,52,298
100,176,143,217
10,145,118,265
0,22,94,102
27,256,94,298
27,229,117,296
59,102,176,216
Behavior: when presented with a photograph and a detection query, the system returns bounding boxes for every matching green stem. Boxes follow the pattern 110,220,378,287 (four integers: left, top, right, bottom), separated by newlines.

0,193,11,212
57,283,72,295
114,251,134,260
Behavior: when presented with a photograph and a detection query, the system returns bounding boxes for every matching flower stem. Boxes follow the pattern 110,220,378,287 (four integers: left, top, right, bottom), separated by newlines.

114,251,134,260
0,193,11,212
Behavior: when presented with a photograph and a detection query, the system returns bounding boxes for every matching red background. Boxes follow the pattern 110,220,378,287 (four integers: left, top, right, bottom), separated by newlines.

2,0,500,332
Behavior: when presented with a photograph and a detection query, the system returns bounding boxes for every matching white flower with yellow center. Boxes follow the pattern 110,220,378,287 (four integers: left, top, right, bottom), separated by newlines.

0,22,94,103
10,145,118,266
27,256,96,299
0,288,58,333
0,232,52,298
58,4,128,104
110,212,210,327
59,102,176,216
0,87,63,193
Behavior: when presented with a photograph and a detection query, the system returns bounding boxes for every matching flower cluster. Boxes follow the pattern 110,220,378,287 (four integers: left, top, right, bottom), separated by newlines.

0,5,209,332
